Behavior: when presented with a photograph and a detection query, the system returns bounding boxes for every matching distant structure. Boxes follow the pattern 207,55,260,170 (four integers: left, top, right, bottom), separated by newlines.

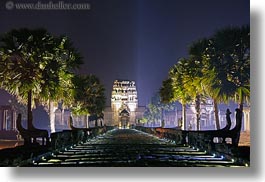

143,98,250,132
52,80,145,130
104,80,145,128
43,81,251,131
0,105,16,131
0,105,18,140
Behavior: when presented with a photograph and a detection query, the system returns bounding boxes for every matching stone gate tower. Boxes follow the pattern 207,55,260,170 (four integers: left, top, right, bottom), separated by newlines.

111,80,138,128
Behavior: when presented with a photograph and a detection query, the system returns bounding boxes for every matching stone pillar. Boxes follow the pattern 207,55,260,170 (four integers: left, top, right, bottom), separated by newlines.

3,110,7,130
13,111,17,130
210,111,214,126
247,112,250,131
0,109,3,130
10,109,13,130
130,111,136,125
243,109,250,131
61,109,65,126
174,107,178,127
49,101,56,133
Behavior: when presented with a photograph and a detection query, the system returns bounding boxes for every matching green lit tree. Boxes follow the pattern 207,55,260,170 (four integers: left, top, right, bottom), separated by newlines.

0,28,82,130
71,74,106,127
166,59,193,130
185,39,211,130
162,25,250,131
143,92,176,127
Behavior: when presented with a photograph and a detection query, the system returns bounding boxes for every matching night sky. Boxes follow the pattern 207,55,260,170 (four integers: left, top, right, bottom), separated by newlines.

0,0,250,106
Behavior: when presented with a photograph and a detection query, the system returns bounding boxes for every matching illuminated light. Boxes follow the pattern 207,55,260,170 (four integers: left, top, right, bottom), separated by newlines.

231,159,235,162
48,159,62,163
212,153,216,157
221,155,224,159
245,163,249,167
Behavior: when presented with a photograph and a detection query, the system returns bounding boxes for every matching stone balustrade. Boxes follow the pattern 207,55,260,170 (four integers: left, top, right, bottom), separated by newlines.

136,108,243,156
16,113,49,146
50,125,115,151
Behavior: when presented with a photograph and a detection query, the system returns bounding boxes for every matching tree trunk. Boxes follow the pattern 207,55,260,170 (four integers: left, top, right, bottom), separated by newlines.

239,93,244,111
181,103,186,130
213,99,220,130
195,95,201,130
161,108,165,127
239,103,243,112
61,108,64,126
95,117,98,127
49,100,56,133
27,90,34,130
86,115,90,128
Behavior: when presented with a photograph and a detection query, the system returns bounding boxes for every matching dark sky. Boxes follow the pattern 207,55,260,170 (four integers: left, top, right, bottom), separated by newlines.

0,0,250,106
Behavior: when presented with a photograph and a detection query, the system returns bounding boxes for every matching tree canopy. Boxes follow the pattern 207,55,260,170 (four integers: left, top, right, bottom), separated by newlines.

160,25,250,130
0,28,82,129
71,74,106,119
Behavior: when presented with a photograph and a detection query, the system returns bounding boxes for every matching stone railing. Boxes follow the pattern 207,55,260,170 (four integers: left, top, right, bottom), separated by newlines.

186,109,242,153
136,108,243,155
68,116,116,139
68,116,92,141
135,126,186,145
135,126,157,135
16,113,49,146
155,127,186,145
51,119,115,151
50,129,85,151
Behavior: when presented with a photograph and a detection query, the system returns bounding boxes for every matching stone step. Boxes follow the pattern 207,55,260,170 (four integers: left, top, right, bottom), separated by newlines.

31,129,246,167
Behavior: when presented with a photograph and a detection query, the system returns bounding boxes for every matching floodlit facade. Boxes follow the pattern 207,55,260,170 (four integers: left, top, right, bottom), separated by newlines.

104,80,145,128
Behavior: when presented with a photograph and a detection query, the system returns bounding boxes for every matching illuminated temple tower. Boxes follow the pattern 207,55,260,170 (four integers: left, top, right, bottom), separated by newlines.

104,80,145,128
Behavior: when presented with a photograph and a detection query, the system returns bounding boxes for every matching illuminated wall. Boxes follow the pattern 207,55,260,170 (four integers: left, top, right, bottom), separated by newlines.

111,80,138,126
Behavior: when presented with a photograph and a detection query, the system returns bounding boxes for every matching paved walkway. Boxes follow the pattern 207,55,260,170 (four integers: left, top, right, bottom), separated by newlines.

32,129,246,167
239,131,250,146
0,140,23,150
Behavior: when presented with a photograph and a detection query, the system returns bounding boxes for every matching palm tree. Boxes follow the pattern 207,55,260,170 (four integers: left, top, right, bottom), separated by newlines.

71,74,106,127
168,60,191,130
180,58,204,130
160,78,175,104
41,38,82,132
207,25,250,112
0,28,53,130
187,39,222,129
71,75,92,127
0,28,82,130
160,25,249,131
185,39,213,130
201,67,235,129
143,92,176,128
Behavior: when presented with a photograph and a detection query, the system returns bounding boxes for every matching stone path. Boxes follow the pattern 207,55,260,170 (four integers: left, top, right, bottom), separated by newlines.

31,129,247,167
0,140,23,150
239,131,250,146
